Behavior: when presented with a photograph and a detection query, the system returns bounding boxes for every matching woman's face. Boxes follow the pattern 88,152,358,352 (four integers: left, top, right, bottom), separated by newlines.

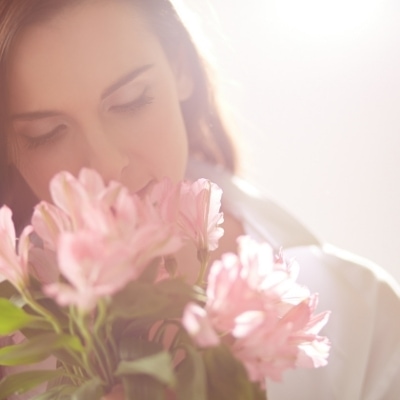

6,0,192,202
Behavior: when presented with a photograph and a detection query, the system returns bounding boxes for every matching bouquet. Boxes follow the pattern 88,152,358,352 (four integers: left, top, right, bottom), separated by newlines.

0,169,330,399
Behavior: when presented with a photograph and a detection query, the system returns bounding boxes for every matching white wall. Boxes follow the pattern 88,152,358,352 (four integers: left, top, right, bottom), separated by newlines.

175,0,400,281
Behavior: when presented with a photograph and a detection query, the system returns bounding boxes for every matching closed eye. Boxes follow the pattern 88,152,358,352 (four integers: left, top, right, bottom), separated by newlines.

108,92,154,113
23,124,68,150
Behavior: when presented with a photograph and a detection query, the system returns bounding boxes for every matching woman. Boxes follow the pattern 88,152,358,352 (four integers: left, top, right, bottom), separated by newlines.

1,0,400,399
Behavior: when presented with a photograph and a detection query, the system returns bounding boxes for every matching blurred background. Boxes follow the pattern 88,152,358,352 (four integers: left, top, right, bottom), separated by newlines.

174,0,400,282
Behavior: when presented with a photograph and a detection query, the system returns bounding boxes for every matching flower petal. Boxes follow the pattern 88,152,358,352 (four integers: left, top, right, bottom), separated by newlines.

182,303,220,347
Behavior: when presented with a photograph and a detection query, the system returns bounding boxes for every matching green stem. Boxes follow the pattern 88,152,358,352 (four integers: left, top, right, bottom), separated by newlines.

195,249,210,288
22,290,62,334
152,320,184,347
72,308,104,382
105,322,119,365
152,321,169,344
93,334,114,387
68,307,77,336
92,300,115,386
66,347,90,372
94,299,108,334
72,365,85,380
67,310,93,373
170,325,187,354
61,362,81,386
77,317,110,385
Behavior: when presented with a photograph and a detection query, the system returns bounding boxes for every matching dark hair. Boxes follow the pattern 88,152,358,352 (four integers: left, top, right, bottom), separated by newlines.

0,0,237,228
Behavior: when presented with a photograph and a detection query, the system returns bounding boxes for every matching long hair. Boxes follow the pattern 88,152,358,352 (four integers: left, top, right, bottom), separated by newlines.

0,0,237,228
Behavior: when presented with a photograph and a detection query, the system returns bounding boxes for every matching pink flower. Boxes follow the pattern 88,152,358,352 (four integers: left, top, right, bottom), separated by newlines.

182,236,330,387
178,179,224,252
49,169,123,234
44,231,135,311
32,202,72,251
0,206,32,288
182,303,220,347
49,170,92,229
29,247,60,285
44,217,180,311
146,177,181,225
40,169,182,311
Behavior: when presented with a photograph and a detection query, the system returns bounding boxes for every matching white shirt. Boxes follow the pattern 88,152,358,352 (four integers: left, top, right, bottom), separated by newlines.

187,159,400,400
5,161,400,399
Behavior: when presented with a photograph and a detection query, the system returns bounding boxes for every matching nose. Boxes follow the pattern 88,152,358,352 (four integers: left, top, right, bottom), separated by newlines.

83,125,129,184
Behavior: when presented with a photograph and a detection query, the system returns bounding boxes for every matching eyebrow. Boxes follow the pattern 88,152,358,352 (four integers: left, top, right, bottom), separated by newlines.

101,63,153,99
9,63,154,122
10,110,61,122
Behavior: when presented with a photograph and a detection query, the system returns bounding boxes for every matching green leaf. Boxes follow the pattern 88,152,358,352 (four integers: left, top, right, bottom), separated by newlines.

117,337,173,399
156,278,198,304
33,297,69,329
115,351,175,387
52,348,83,368
71,378,104,400
111,279,195,322
0,333,83,366
113,318,151,340
156,279,205,316
204,345,261,400
46,367,75,391
138,258,161,283
111,282,166,320
37,382,100,400
0,298,43,335
121,375,165,400
250,382,268,400
119,336,163,361
0,369,65,400
175,345,207,400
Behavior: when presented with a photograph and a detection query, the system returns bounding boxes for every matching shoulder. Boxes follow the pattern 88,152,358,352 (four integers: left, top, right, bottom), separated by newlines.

187,159,400,399
286,243,400,342
285,243,400,309
272,244,400,400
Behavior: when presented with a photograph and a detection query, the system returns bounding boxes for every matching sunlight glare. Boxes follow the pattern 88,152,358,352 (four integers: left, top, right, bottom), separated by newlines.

274,0,381,37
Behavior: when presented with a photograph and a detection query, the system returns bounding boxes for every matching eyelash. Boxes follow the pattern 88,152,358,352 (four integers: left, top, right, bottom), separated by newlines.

22,93,154,150
109,93,154,113
24,124,67,150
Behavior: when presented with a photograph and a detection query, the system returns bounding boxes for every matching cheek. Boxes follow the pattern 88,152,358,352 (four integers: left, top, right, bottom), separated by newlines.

13,142,81,202
146,105,188,181
118,99,189,182
17,161,57,202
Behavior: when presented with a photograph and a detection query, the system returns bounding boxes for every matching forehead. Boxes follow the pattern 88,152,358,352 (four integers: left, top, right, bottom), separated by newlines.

7,0,162,112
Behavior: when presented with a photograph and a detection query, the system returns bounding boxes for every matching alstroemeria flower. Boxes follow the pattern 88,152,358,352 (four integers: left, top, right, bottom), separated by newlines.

44,214,181,311
146,177,181,225
178,179,224,252
0,206,32,288
182,236,330,387
29,247,60,285
49,169,124,234
32,202,72,251
44,231,136,311
182,302,220,347
40,169,182,311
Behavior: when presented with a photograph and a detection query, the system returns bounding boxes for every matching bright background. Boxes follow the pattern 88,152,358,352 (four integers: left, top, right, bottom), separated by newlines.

173,0,400,282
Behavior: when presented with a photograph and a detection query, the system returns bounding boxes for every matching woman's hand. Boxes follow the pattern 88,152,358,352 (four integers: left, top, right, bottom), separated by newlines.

101,385,124,400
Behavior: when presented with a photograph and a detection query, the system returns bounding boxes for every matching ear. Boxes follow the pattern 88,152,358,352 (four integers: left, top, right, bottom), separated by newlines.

172,49,194,102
